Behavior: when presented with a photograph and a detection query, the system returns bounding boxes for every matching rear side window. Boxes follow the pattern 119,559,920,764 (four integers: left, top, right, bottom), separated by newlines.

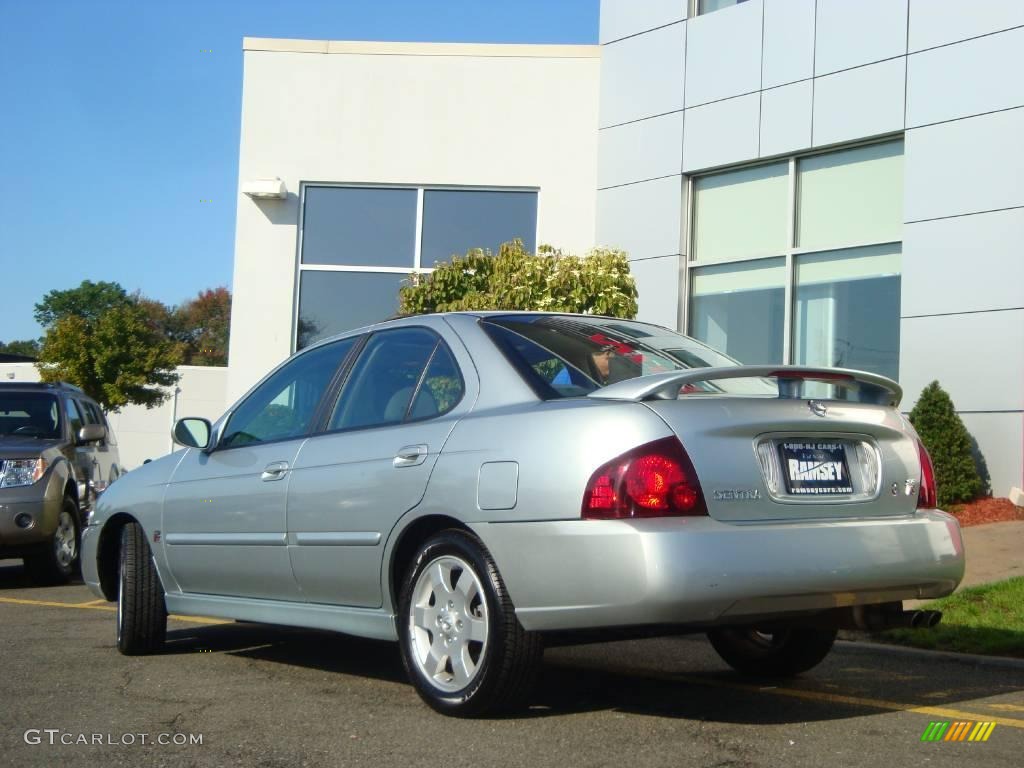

329,328,463,431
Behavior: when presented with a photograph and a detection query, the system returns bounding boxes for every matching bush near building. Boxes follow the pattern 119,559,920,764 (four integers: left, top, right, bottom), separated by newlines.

398,240,638,319
909,381,984,507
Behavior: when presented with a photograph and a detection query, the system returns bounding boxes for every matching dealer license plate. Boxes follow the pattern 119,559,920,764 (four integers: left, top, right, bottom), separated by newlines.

779,441,853,496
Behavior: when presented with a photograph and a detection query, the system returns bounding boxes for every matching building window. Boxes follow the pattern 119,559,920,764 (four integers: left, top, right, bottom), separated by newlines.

687,139,904,380
296,184,539,349
694,0,750,16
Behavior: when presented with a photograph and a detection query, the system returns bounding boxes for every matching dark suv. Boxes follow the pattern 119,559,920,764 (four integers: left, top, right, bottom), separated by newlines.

0,382,121,584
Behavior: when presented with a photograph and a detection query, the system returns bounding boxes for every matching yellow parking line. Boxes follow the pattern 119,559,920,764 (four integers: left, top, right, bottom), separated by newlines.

673,674,1024,730
0,595,228,626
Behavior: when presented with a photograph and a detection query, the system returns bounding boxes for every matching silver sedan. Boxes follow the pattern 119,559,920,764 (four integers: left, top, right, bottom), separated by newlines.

82,312,964,716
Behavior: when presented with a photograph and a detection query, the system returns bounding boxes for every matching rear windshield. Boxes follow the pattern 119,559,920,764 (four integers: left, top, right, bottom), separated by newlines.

481,315,772,399
0,392,62,439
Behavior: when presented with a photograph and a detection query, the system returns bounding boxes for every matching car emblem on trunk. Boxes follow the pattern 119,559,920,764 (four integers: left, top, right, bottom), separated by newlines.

808,400,827,417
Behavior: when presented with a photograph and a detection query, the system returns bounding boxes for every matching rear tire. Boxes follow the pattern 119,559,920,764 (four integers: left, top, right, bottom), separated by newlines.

397,529,542,717
23,496,80,585
116,522,167,655
707,626,837,677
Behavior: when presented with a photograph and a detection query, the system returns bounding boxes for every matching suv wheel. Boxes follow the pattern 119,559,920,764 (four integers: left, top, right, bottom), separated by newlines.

24,496,80,585
397,529,542,716
707,626,837,677
116,522,167,655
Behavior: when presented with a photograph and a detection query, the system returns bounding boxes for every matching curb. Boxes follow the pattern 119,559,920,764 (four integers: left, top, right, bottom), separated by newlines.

836,638,1024,669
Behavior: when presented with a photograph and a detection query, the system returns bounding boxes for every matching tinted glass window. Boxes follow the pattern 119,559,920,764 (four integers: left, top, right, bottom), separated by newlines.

329,328,440,431
412,342,464,419
0,392,60,439
297,271,405,349
420,190,538,265
222,338,357,448
301,186,417,268
483,315,772,399
64,398,84,437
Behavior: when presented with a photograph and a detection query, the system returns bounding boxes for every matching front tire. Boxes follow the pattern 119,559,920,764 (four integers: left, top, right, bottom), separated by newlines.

116,522,167,655
397,529,542,716
24,496,80,585
707,626,837,677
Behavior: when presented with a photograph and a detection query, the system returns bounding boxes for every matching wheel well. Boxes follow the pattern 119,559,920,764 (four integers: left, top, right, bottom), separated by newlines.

63,479,78,506
96,513,137,601
388,515,468,607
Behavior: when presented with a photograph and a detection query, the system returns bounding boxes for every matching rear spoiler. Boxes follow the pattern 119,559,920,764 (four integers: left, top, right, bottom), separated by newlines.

587,365,902,407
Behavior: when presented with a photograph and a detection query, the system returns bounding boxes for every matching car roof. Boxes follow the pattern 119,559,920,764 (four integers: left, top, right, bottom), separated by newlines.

0,381,85,395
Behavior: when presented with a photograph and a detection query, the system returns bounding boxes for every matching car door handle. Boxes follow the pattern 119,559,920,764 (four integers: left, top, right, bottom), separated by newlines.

261,461,290,481
394,444,428,468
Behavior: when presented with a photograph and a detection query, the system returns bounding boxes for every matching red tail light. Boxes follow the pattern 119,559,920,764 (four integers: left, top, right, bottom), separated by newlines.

917,439,937,509
582,437,707,519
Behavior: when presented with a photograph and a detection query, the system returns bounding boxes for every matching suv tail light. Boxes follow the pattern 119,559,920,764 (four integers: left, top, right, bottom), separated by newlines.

916,439,937,509
582,437,707,519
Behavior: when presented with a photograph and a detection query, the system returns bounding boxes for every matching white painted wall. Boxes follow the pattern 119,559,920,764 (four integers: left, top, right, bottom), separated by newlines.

0,364,228,471
228,39,602,401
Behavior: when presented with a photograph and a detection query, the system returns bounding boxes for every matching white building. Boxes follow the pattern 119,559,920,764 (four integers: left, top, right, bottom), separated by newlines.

220,1,1021,497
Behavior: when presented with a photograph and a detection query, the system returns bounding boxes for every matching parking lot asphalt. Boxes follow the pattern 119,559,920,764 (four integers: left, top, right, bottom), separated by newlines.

2,559,1022,768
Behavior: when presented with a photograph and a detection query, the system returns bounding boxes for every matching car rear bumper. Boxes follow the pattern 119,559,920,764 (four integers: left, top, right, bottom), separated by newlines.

473,509,965,632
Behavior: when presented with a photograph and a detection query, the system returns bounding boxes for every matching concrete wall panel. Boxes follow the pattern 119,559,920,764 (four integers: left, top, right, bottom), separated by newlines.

600,23,686,127
907,26,1024,128
598,112,684,188
812,58,906,147
815,0,908,75
596,176,684,260
600,0,687,44
909,0,1024,53
759,80,813,157
762,0,815,88
904,108,1024,222
682,93,760,172
629,255,681,329
684,0,763,107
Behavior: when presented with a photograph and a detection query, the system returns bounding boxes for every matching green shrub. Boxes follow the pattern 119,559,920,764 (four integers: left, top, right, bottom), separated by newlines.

398,240,638,319
908,381,984,506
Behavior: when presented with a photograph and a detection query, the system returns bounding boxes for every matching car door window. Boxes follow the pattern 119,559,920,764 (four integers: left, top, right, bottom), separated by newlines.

64,398,84,438
328,328,445,431
221,338,357,448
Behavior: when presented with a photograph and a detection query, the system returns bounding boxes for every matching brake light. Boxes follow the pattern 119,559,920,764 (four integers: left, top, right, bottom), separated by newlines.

582,437,707,519
917,439,937,509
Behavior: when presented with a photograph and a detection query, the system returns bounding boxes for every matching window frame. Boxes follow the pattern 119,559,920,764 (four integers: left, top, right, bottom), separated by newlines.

214,334,366,452
682,135,904,367
293,181,540,352
317,325,466,438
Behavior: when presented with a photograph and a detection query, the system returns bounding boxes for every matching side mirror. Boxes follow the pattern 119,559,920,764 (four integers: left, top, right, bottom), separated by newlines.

78,424,106,444
173,418,212,450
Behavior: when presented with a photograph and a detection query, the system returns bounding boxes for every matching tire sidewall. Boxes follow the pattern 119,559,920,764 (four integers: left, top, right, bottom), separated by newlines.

397,531,509,714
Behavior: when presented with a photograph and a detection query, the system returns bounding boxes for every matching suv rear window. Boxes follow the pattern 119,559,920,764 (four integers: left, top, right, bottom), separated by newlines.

481,315,769,399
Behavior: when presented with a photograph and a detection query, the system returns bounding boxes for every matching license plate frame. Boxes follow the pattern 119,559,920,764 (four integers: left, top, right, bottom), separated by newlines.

778,441,854,496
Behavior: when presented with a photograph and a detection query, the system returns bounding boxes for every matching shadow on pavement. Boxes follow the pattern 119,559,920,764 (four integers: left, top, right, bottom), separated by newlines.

162,622,1024,723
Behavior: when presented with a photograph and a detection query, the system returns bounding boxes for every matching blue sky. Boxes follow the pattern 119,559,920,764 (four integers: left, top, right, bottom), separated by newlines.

0,0,598,342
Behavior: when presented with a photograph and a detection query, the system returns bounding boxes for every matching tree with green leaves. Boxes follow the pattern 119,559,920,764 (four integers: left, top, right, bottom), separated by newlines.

908,381,985,507
34,281,182,411
33,280,133,327
399,240,638,318
0,339,41,358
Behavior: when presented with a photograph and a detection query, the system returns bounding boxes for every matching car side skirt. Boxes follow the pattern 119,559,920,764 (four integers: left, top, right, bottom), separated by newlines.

163,592,398,642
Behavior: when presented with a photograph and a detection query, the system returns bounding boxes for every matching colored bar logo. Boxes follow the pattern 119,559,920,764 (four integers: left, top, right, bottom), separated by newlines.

921,721,997,742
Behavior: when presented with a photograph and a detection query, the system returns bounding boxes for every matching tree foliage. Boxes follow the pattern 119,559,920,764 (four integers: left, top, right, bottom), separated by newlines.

399,240,638,318
175,287,231,366
37,304,182,411
30,280,231,411
908,381,985,506
0,339,41,358
33,280,132,327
